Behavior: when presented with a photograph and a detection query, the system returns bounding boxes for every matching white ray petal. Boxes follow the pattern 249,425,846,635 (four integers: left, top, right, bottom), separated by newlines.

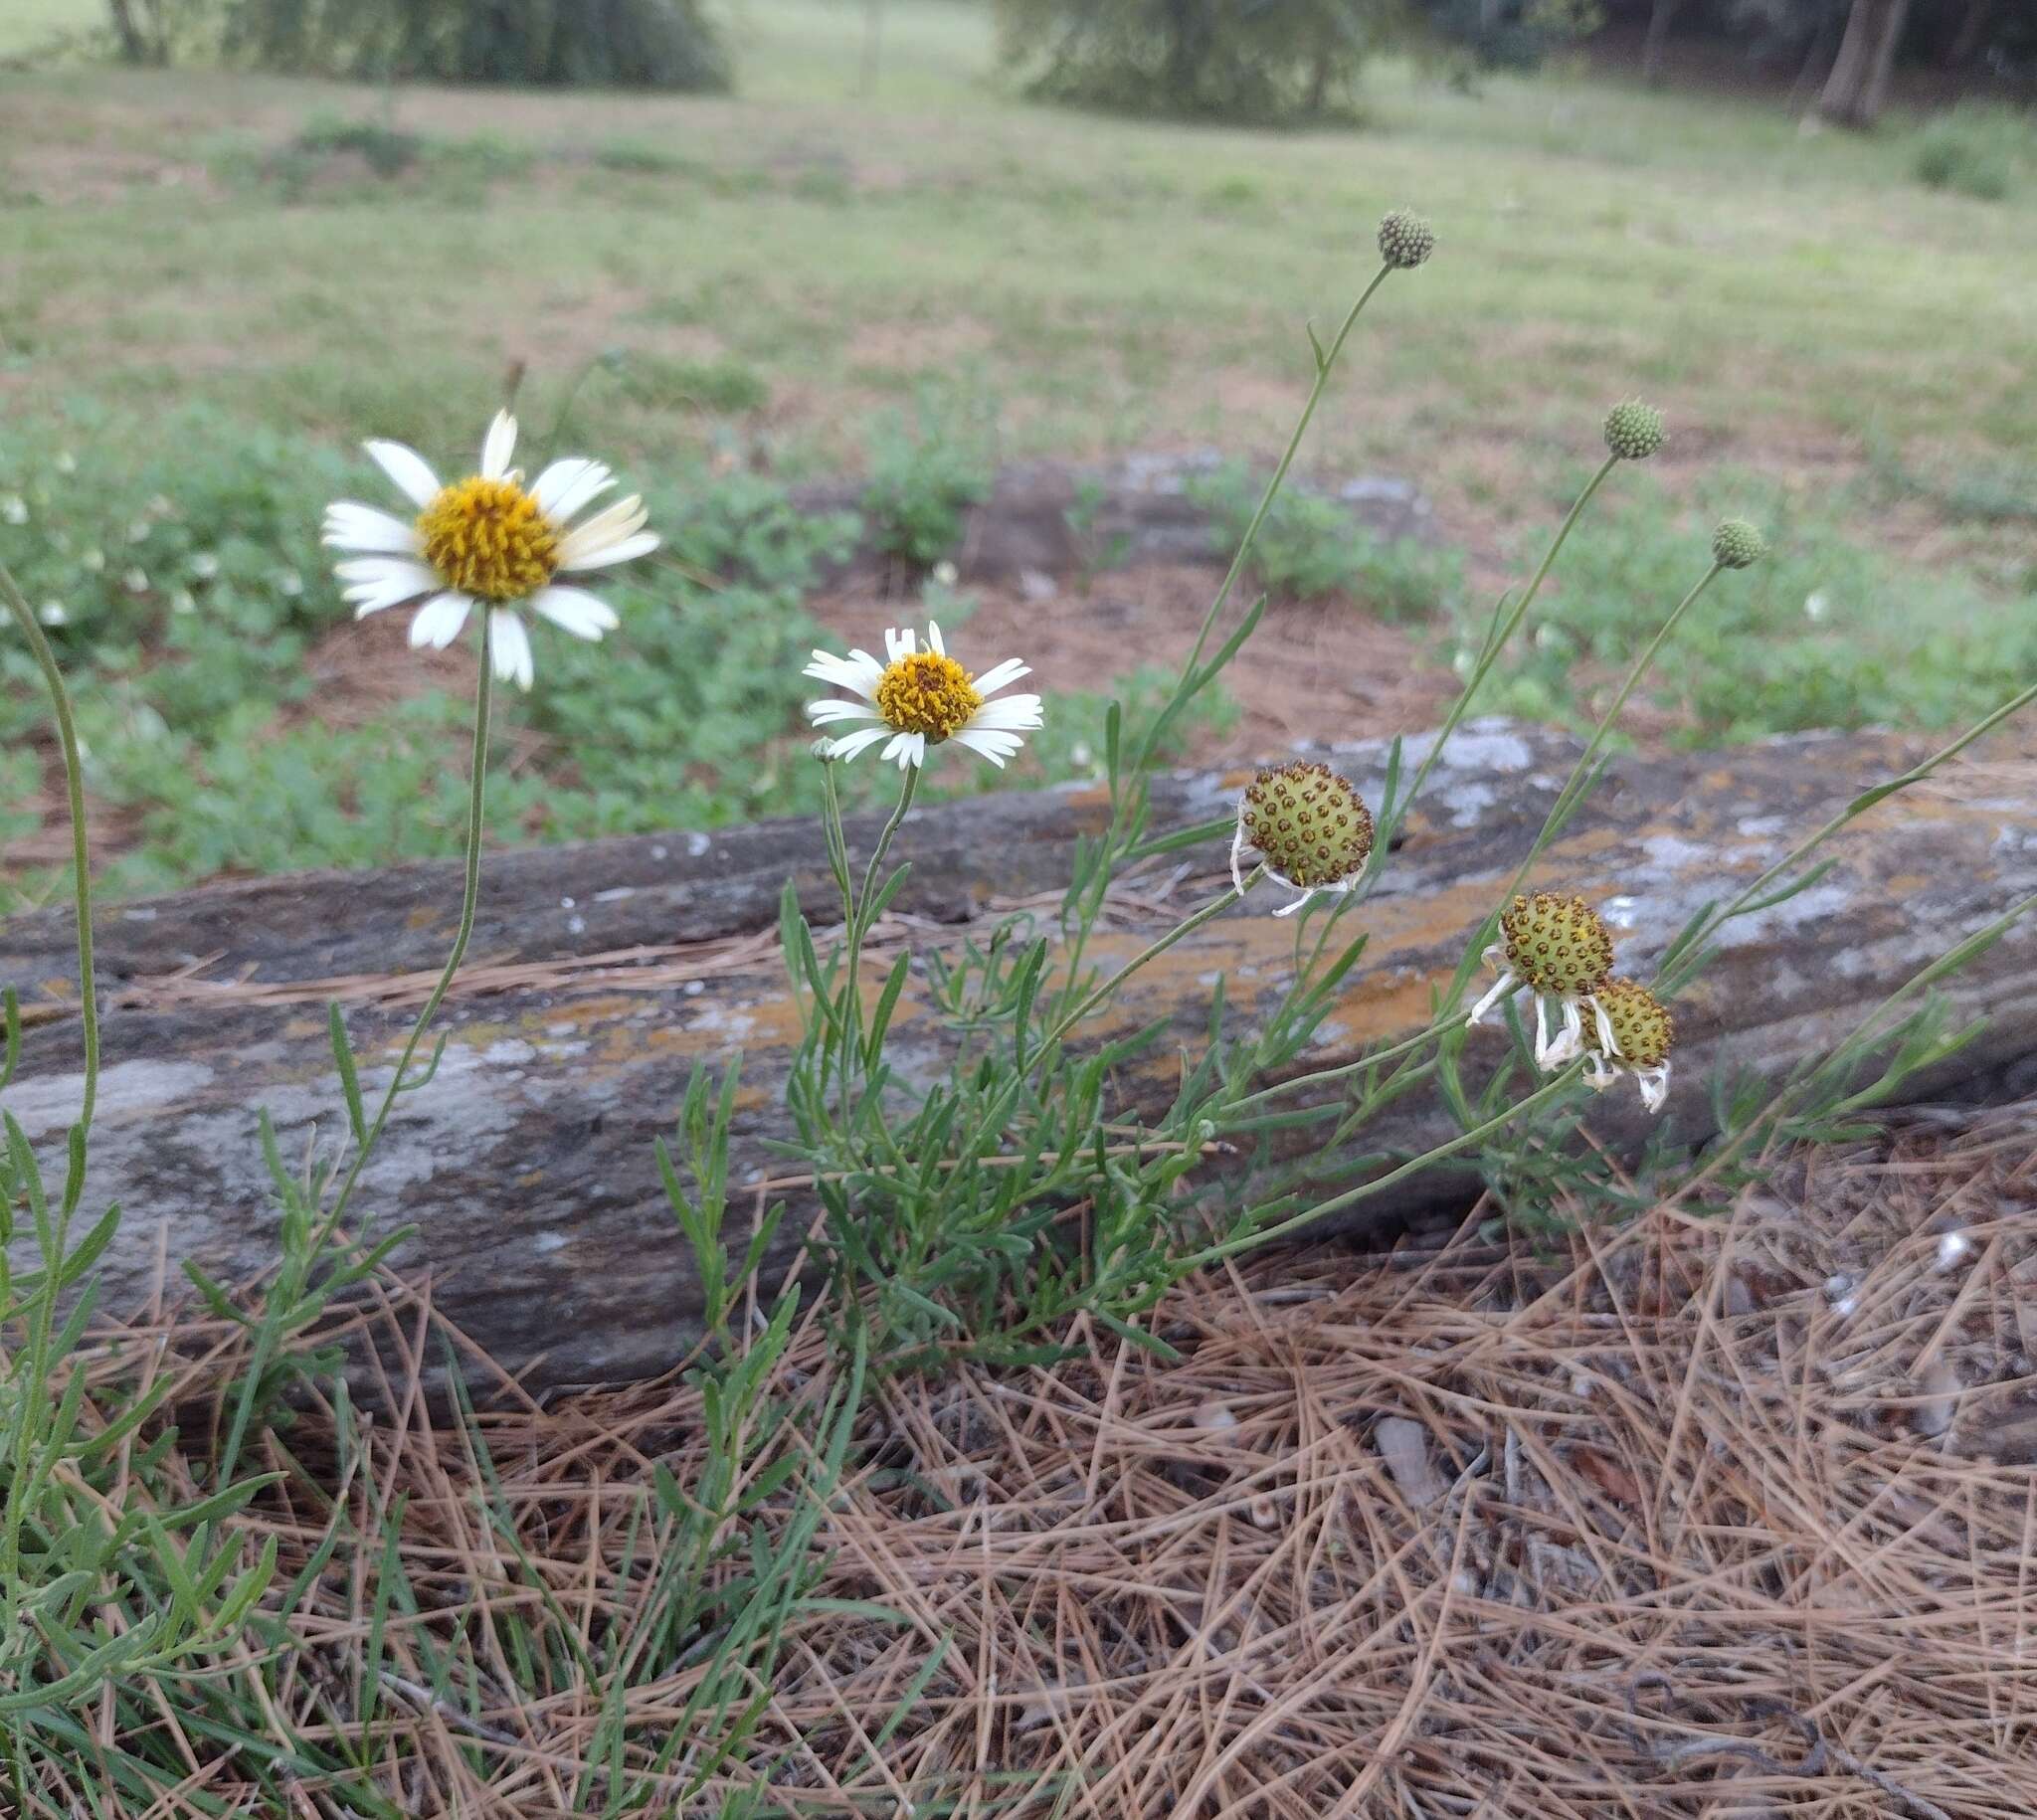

827,726,891,762
365,440,442,509
555,495,648,568
973,657,1030,697
1272,889,1318,919
480,411,517,480
808,700,885,726
322,502,423,555
1467,969,1517,1027
965,695,1042,733
490,609,534,689
532,458,613,521
1638,1063,1671,1113
341,559,437,618
408,592,473,649
950,728,1013,766
1230,818,1251,894
927,621,946,656
558,530,658,575
529,584,620,640
803,651,883,698
884,627,916,664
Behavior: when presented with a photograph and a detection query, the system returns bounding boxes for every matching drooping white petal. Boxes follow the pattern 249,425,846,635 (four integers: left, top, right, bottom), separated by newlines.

973,656,1030,697
490,609,534,689
408,592,474,649
1272,889,1318,919
1467,968,1516,1027
808,699,885,727
1638,1062,1671,1113
558,530,658,575
1230,818,1251,894
480,411,518,481
322,501,423,555
365,440,442,509
554,496,649,570
827,726,891,763
529,584,620,640
1589,995,1620,1058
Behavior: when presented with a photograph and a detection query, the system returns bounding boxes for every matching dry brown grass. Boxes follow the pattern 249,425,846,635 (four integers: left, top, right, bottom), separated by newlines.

53,1101,2037,1816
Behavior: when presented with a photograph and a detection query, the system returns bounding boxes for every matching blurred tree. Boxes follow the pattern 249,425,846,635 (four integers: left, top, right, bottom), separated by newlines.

1818,0,1911,122
218,0,731,88
995,0,1414,120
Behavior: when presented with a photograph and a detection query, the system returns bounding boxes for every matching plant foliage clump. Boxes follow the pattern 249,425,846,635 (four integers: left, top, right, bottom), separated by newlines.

222,0,732,91
995,0,1408,122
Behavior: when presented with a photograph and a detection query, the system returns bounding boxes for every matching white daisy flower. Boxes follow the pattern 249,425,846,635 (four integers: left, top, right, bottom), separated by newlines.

321,409,656,690
1467,892,1618,1072
803,623,1041,771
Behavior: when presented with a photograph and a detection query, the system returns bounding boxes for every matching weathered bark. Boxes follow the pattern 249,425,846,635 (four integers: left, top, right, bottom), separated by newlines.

4,721,2036,1390
1819,0,1913,128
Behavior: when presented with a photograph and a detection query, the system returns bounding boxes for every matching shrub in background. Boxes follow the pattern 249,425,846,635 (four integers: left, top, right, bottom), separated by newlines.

221,0,732,90
1911,101,2030,201
995,0,1410,122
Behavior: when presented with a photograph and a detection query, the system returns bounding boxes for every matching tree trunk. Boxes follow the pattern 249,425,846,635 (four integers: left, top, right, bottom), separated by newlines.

103,0,151,63
1819,0,1914,128
6,723,2036,1393
1947,0,1994,67
1641,0,1683,88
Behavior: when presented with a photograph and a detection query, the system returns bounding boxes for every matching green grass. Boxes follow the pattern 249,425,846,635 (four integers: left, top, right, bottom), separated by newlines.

3,1,2035,900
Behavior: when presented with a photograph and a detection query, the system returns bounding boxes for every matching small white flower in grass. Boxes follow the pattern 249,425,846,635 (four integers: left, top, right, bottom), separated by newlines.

1468,891,1618,1071
321,409,656,690
38,601,66,627
804,623,1041,771
2,494,27,525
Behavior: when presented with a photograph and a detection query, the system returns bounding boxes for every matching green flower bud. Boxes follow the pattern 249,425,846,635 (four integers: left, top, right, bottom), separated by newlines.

1377,210,1435,271
1239,761,1375,890
1498,892,1615,999
1603,401,1665,462
1583,977,1675,1068
1711,519,1766,570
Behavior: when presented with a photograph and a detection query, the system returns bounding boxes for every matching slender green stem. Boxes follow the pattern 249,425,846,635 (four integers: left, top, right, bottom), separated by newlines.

1,564,98,1138
216,620,493,1484
1155,264,1394,731
309,619,494,1257
1193,1062,1585,1266
1036,865,1264,1055
1657,672,2037,997
1364,455,1619,885
838,764,918,1116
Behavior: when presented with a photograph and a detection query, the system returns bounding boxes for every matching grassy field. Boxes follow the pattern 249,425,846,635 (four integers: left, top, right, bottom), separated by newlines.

3,1,2037,902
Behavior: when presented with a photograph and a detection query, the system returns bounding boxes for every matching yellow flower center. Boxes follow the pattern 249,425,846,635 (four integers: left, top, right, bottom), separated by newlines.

874,650,982,742
416,475,559,604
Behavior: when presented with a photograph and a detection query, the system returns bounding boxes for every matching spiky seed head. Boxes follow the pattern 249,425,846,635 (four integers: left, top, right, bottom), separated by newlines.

1377,210,1435,271
1585,977,1675,1069
1603,401,1665,462
1498,892,1615,999
1711,519,1766,570
1239,761,1375,890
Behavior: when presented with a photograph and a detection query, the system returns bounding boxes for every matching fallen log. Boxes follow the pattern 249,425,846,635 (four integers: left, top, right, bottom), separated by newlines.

4,719,2035,1389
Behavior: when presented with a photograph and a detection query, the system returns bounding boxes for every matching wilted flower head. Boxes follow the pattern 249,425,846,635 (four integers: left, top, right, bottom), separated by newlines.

1231,760,1375,918
1711,519,1766,570
1469,892,1619,1070
1377,209,1435,271
1581,976,1675,1112
322,410,657,690
1602,401,1665,462
804,623,1041,771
